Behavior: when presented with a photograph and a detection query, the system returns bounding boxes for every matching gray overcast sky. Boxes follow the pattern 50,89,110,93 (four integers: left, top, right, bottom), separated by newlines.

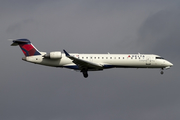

1,0,180,120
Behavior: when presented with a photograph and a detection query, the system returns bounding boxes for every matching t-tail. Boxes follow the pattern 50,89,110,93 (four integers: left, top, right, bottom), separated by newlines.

10,39,41,56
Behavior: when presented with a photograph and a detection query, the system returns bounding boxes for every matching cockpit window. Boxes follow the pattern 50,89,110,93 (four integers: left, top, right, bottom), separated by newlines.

156,57,164,59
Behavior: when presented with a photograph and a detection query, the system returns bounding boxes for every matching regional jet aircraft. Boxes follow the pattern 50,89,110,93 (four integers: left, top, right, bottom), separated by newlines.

10,39,173,78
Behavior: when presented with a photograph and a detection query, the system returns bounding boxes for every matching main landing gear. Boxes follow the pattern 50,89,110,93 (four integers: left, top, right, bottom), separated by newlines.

81,68,88,78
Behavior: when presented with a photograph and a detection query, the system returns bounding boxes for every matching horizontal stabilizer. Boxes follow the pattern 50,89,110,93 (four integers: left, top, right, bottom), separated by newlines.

11,43,18,46
10,39,31,46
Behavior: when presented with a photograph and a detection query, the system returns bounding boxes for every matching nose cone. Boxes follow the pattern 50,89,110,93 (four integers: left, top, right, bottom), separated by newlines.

169,62,173,67
167,61,173,67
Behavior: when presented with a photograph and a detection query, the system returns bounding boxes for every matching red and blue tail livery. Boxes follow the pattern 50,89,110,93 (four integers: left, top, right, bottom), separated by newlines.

11,39,41,56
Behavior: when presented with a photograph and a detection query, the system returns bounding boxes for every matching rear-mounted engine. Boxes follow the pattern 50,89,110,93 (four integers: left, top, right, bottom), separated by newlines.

43,51,62,59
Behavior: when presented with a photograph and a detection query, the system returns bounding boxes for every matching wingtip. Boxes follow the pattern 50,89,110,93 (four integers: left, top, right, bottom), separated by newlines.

63,49,70,57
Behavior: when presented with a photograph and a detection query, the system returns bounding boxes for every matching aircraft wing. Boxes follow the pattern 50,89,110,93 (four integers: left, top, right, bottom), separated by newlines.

63,50,103,69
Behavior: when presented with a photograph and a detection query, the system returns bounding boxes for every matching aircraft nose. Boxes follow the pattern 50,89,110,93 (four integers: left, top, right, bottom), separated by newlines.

167,61,173,67
169,62,173,67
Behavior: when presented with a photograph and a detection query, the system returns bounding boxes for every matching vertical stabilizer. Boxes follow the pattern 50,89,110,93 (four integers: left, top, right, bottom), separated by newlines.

10,39,41,56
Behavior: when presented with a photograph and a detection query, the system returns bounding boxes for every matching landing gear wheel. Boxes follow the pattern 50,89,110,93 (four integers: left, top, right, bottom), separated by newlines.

83,72,88,78
81,68,88,78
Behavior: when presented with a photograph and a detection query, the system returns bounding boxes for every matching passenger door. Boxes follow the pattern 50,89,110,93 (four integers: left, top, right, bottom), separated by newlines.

146,56,151,65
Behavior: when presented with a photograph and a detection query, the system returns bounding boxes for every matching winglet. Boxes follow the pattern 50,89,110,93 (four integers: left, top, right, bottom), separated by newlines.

63,49,70,57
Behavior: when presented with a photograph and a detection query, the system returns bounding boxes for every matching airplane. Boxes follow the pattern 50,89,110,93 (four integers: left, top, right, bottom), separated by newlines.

10,39,173,78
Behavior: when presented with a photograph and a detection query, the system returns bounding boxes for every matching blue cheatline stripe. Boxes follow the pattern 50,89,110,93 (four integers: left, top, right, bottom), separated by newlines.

64,65,79,70
103,65,115,68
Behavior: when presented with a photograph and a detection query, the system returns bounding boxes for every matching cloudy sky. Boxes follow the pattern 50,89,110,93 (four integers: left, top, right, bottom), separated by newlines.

1,0,180,120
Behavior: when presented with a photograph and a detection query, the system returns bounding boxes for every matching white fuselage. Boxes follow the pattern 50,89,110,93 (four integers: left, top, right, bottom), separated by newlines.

23,52,173,70
10,39,173,78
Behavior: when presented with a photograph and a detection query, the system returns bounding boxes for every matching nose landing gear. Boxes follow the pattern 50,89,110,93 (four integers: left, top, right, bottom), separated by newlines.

160,68,164,75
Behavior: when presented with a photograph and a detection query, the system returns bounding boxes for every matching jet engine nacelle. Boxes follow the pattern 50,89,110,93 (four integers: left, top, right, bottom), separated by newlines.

44,51,62,59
